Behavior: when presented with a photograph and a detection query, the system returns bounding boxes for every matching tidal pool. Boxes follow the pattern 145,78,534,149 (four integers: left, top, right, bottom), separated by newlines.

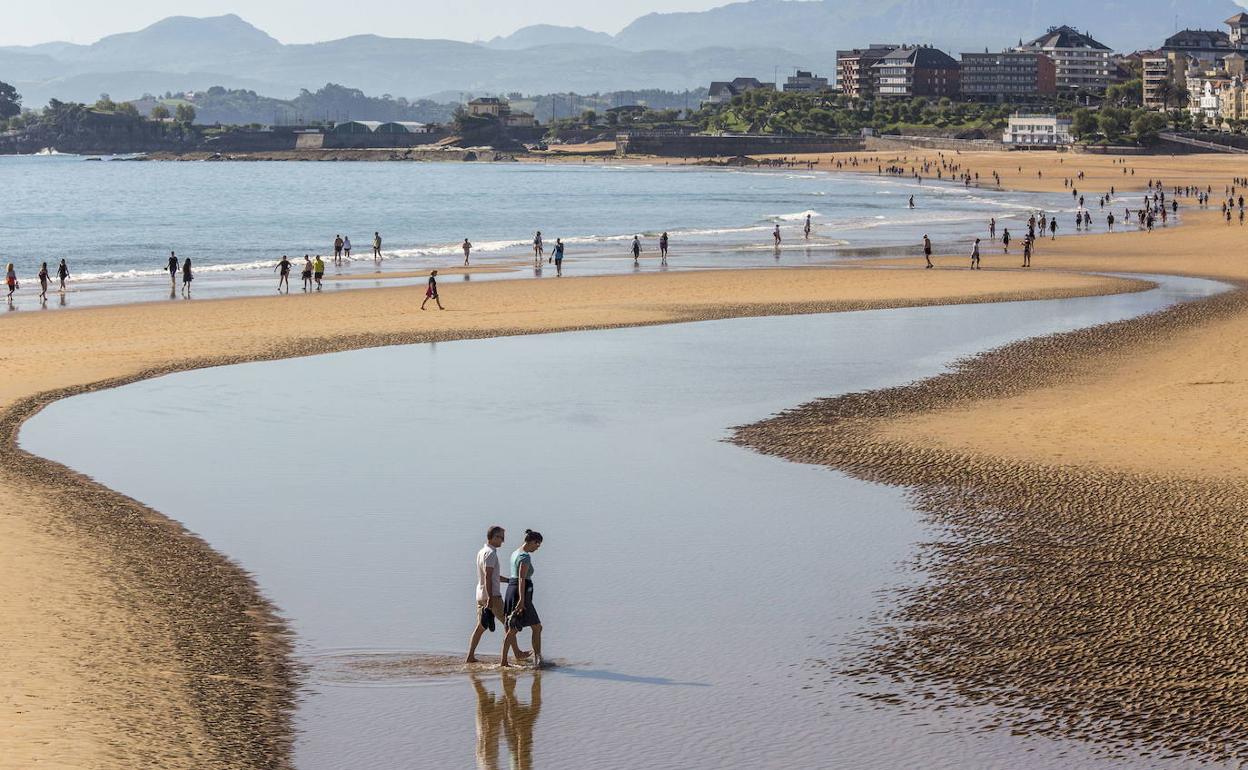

22,274,1227,769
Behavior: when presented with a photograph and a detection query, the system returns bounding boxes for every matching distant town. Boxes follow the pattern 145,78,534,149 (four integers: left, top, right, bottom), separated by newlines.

6,14,1248,156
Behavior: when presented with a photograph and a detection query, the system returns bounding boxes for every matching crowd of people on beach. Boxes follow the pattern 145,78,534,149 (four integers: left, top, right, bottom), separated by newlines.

11,152,1241,312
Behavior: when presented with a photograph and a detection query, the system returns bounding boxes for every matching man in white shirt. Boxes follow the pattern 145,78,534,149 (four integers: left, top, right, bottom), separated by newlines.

467,525,508,663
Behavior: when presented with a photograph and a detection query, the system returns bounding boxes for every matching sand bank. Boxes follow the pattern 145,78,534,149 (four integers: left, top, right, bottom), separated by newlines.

732,153,1248,760
0,264,1132,768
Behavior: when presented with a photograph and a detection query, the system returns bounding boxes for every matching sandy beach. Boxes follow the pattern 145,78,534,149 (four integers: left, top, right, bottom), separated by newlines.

12,147,1248,766
0,264,1132,769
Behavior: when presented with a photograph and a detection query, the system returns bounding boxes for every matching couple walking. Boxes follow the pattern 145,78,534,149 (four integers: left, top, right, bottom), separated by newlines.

468,527,545,668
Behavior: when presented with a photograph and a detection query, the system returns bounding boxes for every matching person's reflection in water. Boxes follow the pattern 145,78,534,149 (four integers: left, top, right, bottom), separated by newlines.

471,674,503,770
472,671,541,770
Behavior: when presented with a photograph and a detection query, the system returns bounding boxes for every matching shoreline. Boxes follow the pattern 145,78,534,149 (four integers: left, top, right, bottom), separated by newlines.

732,284,1248,761
0,265,1141,768
8,149,1248,766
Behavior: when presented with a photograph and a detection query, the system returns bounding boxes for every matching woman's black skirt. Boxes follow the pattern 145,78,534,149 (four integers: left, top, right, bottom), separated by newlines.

504,578,540,631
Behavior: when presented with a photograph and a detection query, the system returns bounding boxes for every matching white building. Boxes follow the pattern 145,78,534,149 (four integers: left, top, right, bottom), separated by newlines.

1002,114,1073,146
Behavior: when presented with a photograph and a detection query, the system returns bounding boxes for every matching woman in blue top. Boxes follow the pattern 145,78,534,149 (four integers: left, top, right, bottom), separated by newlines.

502,529,544,668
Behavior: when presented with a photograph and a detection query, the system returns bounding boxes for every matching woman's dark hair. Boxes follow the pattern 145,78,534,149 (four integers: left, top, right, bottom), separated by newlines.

524,529,543,544
487,525,505,540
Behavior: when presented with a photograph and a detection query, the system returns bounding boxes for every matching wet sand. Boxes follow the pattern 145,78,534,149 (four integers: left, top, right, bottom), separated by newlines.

732,156,1248,759
0,264,1130,768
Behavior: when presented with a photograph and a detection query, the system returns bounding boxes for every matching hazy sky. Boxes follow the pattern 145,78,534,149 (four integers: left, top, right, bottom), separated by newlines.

3,0,732,46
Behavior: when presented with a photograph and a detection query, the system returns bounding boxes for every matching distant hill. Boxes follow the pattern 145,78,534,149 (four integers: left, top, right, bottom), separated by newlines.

485,25,615,50
2,2,1244,107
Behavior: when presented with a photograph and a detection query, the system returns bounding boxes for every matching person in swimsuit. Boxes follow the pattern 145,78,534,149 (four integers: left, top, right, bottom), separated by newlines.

462,239,472,266
553,239,564,276
631,235,641,266
803,214,811,240
275,255,292,292
534,231,544,265
1001,228,1010,253
922,234,933,269
167,251,179,288
908,195,915,209
301,255,313,291
313,255,325,290
373,232,382,265
422,269,443,310
334,235,344,267
37,262,49,302
1050,218,1058,239
181,257,193,296
57,259,69,292
772,225,781,247
1022,234,1032,268
989,217,996,239
501,529,544,668
659,232,669,263
342,236,352,261
970,238,981,270
5,262,16,299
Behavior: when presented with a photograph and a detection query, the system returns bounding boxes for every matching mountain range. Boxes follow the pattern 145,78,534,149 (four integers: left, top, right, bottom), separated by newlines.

1,0,1244,108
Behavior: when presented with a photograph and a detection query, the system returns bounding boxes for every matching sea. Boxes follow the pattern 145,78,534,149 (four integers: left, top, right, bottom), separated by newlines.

0,154,1080,308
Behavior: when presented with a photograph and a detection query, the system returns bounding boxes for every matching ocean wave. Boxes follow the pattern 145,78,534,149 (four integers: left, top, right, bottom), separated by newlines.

768,210,821,222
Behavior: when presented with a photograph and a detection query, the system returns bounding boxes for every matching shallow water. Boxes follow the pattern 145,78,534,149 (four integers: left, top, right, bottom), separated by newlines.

0,156,1085,309
21,274,1228,768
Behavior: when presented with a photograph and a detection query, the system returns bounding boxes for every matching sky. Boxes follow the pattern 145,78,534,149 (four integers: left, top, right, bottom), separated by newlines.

2,0,732,46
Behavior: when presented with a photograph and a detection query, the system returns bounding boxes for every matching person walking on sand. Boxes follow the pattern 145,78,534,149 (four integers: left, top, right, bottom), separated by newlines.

631,235,641,266
334,234,344,267
1001,228,1010,254
989,217,996,239
57,259,69,292
5,262,16,299
1050,218,1058,239
970,238,981,270
372,232,382,264
922,234,933,269
553,239,564,276
422,269,443,310
313,254,325,290
343,235,352,261
501,530,545,669
468,526,532,664
301,256,314,291
462,238,473,266
1107,212,1115,231
1022,234,1032,268
533,231,544,265
37,262,49,302
659,231,669,263
181,257,193,296
166,251,179,289
275,255,292,293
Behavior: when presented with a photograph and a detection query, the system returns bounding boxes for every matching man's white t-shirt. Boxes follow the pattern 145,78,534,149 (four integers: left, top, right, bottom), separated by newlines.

476,544,500,603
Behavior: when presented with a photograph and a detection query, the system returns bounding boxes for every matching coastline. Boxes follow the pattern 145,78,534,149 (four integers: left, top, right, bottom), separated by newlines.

0,265,1139,768
732,285,1248,761
9,148,1248,766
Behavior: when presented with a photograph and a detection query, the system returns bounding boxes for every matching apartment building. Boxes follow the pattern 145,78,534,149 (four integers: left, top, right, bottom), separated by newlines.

1017,25,1114,92
960,51,1056,102
872,46,960,99
835,44,897,99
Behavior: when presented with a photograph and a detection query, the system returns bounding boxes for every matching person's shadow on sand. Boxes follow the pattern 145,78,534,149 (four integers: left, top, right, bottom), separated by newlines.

472,671,541,770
